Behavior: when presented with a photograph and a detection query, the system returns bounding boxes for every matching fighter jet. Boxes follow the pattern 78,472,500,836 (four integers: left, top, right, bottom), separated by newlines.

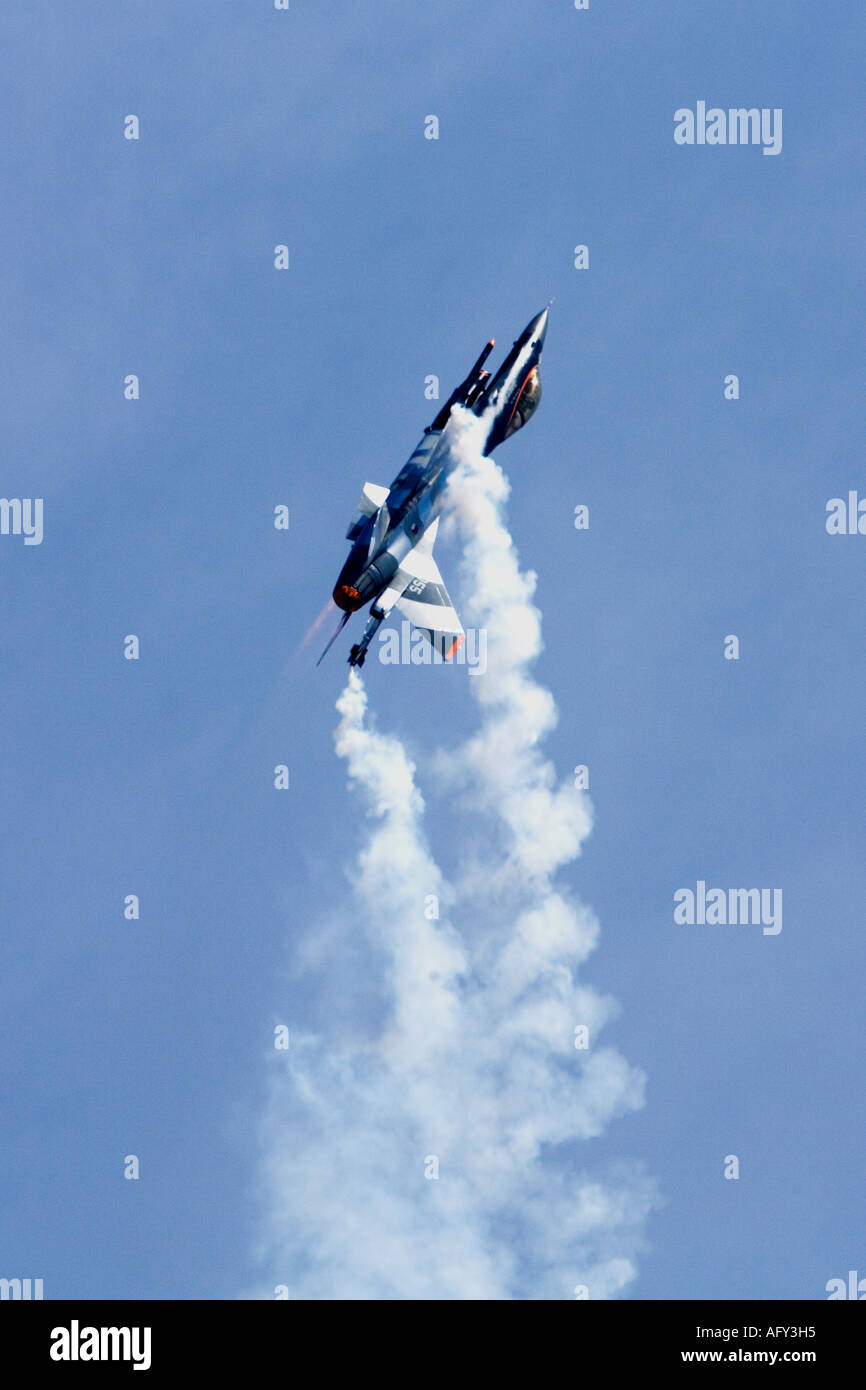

318,306,549,668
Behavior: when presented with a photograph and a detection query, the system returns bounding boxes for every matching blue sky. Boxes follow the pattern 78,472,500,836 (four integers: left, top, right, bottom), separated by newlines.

1,0,864,1299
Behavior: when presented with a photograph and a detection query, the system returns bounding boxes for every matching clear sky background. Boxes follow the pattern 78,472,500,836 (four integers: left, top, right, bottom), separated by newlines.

1,0,864,1300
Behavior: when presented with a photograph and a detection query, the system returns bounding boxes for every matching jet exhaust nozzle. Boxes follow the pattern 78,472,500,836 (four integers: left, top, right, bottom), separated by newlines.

333,584,361,612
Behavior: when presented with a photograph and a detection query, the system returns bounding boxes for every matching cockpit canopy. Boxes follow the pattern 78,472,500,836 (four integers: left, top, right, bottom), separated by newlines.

504,366,542,439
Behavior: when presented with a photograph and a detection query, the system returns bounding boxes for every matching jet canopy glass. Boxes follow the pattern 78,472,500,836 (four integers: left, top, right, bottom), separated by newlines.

504,366,542,439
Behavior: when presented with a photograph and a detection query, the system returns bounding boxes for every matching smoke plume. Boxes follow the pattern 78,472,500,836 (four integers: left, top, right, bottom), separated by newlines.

255,410,656,1299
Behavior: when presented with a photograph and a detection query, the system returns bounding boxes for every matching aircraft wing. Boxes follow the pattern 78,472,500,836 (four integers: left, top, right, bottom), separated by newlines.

390,520,465,660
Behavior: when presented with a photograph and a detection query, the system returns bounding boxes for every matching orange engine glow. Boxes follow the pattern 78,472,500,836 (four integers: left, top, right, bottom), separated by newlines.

333,584,361,612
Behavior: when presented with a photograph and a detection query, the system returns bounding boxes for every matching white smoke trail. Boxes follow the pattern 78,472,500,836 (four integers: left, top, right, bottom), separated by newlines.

255,413,656,1300
438,407,595,885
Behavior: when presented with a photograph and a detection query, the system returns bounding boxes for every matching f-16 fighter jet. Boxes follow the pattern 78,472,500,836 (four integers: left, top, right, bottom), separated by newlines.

318,306,549,668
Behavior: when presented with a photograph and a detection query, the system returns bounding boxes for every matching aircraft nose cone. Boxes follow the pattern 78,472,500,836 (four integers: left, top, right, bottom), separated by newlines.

527,306,549,345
